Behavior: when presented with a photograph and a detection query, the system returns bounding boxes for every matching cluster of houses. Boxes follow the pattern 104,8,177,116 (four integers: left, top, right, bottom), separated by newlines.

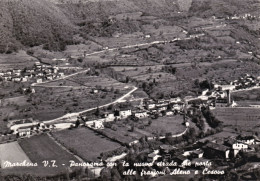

230,74,259,90
84,97,185,129
226,13,259,20
15,122,76,137
0,62,63,83
144,133,260,177
15,123,55,137
187,74,260,109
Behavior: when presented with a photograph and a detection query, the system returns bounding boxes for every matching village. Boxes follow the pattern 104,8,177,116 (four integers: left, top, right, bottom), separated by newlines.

0,62,64,84
1,63,260,180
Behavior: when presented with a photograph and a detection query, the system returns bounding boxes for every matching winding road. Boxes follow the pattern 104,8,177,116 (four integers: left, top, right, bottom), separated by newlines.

10,34,207,131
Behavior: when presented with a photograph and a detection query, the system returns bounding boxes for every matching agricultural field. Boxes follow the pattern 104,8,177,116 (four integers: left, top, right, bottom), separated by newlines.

39,72,127,90
0,141,31,168
93,32,146,48
0,51,37,71
52,128,122,161
2,80,130,122
144,115,186,136
98,115,186,144
232,88,260,102
99,123,151,144
198,127,239,143
212,108,260,133
132,72,176,82
11,134,79,176
64,41,102,57
0,95,32,134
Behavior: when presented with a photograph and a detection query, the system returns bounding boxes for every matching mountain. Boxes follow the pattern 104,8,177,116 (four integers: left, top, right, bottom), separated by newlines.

0,0,182,53
1,0,259,54
0,0,75,53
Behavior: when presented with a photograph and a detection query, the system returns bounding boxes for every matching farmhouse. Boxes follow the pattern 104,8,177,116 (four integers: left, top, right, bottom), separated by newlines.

224,138,251,156
36,78,43,83
18,128,31,137
156,105,167,112
172,104,183,112
93,120,104,129
12,76,21,82
6,70,12,75
204,142,230,159
46,74,53,80
90,88,99,94
237,135,255,145
191,149,204,158
170,97,182,103
59,72,65,77
174,155,190,166
166,111,174,116
159,145,176,154
233,142,249,152
2,75,10,81
133,110,148,119
13,69,21,76
26,68,35,73
21,77,28,82
147,103,156,110
119,109,132,118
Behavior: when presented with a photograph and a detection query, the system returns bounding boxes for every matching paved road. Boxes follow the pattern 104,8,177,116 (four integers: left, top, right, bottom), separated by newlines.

43,86,138,124
31,68,90,87
83,34,205,57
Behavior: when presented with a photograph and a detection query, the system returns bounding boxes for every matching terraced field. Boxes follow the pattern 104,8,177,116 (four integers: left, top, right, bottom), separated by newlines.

212,108,260,133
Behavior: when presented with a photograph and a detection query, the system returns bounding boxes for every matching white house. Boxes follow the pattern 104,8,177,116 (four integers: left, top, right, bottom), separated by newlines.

12,76,21,82
46,75,53,80
147,103,156,109
59,72,65,77
237,136,255,145
93,120,104,129
21,77,28,82
157,106,167,112
36,78,43,83
105,113,115,122
172,104,182,112
119,109,132,118
166,111,174,116
134,111,148,119
192,149,204,158
169,97,182,103
18,128,31,137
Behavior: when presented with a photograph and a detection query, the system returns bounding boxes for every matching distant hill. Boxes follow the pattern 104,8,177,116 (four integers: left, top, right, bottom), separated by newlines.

57,0,180,21
0,0,75,53
189,0,260,18
0,0,182,54
2,0,259,54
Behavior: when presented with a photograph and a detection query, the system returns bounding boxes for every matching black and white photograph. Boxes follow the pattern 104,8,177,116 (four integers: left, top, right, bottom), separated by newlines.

0,0,260,180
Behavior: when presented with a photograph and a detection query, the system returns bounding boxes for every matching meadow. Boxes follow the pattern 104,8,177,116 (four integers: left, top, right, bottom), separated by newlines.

52,128,122,161
16,134,79,176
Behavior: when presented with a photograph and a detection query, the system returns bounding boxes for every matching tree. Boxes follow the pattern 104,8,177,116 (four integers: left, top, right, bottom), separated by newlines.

95,107,100,116
75,119,80,128
100,168,111,181
130,125,135,132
